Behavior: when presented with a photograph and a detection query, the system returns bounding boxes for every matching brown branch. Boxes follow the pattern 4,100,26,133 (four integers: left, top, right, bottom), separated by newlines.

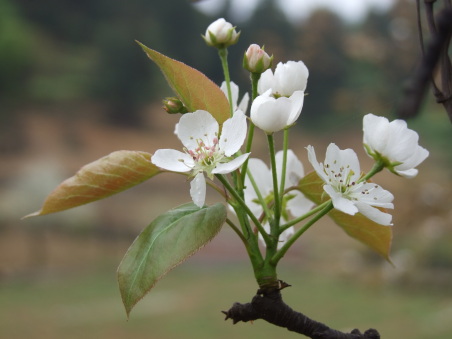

396,4,452,122
222,288,380,339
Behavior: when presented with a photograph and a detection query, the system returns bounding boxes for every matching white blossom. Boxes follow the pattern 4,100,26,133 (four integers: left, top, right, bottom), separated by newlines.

307,143,394,226
363,114,429,178
250,89,304,133
152,110,249,207
258,60,309,97
244,150,314,248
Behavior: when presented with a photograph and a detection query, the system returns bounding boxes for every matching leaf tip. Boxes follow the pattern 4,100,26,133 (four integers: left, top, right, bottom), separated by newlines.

21,210,42,220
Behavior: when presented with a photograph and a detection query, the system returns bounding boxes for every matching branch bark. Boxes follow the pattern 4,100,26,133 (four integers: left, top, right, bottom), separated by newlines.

397,2,452,122
222,288,380,339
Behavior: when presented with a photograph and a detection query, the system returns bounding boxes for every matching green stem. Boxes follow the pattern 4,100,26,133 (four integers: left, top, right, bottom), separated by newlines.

225,218,247,245
278,129,290,202
280,200,332,232
246,168,272,220
250,72,261,100
240,122,255,187
218,48,233,117
215,174,271,245
267,134,281,230
240,72,260,188
271,201,334,265
360,160,385,182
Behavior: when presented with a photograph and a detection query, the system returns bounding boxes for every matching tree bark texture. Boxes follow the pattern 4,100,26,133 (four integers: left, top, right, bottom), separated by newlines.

223,288,380,339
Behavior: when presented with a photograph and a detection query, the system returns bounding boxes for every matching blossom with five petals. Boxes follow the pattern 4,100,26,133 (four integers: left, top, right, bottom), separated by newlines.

307,143,394,226
152,110,249,207
363,114,429,178
244,150,314,248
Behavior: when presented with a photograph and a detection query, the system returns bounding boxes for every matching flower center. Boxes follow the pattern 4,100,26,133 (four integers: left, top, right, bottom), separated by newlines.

324,161,357,194
186,137,224,176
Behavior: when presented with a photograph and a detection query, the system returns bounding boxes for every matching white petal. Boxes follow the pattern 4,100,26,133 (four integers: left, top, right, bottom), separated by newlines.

152,149,194,172
274,61,309,96
238,92,249,113
363,114,390,154
250,91,293,133
352,183,394,208
243,157,271,217
325,143,361,183
286,91,305,126
221,81,239,110
395,145,429,173
275,149,304,188
355,202,393,226
190,172,206,207
324,185,358,215
212,153,250,174
257,69,274,95
287,191,314,217
384,120,418,161
220,110,247,156
394,168,418,178
245,158,273,197
177,110,219,150
306,145,329,183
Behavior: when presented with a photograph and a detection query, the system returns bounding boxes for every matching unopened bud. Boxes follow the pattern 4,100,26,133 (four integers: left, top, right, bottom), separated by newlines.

203,18,240,48
162,97,188,114
243,44,273,74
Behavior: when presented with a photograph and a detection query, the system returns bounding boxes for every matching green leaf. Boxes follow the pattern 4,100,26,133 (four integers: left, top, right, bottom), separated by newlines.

298,171,392,260
25,151,160,217
117,202,227,317
137,41,230,124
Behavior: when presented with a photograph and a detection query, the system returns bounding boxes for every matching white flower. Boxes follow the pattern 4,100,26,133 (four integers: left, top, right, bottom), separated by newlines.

220,81,249,113
152,110,249,207
244,150,314,248
258,61,309,97
250,89,304,133
307,143,394,226
363,114,429,178
203,18,239,48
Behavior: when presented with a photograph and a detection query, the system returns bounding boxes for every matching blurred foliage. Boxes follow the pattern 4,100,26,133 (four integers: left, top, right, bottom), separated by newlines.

0,0,444,129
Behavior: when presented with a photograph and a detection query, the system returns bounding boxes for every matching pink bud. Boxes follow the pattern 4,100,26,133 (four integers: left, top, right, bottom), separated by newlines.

243,44,273,73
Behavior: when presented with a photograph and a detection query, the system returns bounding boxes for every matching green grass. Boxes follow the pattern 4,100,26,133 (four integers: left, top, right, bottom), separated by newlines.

0,262,451,339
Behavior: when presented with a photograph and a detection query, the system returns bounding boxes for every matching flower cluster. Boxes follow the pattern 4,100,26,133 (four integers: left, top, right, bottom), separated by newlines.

151,18,429,252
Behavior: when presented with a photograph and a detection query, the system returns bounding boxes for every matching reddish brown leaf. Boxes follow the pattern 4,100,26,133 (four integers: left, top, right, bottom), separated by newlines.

25,151,160,217
137,41,231,124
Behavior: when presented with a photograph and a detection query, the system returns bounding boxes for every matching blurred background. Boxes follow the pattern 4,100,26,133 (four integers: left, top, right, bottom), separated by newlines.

1,0,451,338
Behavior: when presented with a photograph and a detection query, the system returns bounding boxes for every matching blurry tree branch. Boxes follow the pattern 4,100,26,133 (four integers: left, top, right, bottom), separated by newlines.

397,0,452,123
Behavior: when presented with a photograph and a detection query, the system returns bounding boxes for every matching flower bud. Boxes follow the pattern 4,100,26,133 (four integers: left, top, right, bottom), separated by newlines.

203,18,240,48
162,97,188,114
243,44,273,74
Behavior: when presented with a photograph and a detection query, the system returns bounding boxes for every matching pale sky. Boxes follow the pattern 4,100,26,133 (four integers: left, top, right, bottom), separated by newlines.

193,0,396,23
